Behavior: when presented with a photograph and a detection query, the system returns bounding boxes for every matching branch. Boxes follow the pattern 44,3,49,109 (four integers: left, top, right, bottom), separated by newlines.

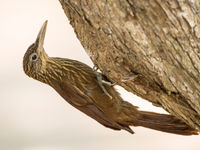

58,0,200,131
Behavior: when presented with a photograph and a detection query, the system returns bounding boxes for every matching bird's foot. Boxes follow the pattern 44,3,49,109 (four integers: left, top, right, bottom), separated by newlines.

101,80,116,87
93,66,113,99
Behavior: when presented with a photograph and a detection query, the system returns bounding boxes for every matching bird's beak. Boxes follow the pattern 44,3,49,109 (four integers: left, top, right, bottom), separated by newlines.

35,20,48,53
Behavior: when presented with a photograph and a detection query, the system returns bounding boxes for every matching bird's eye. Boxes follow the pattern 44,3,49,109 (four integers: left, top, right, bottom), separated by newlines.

30,53,38,61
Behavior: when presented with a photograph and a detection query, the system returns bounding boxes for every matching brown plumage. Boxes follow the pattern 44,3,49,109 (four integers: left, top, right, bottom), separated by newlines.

23,20,198,135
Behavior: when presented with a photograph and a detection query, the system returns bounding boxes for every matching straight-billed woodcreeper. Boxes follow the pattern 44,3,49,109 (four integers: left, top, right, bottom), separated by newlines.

23,21,198,135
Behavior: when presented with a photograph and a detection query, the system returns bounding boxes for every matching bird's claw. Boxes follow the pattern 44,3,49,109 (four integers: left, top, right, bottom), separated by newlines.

121,74,138,82
101,80,116,87
93,66,98,72
93,66,138,99
93,66,113,99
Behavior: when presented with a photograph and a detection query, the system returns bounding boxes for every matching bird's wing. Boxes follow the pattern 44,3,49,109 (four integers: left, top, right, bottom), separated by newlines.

56,80,133,133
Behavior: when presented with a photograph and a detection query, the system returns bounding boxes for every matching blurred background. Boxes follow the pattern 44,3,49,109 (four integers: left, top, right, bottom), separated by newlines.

0,0,199,150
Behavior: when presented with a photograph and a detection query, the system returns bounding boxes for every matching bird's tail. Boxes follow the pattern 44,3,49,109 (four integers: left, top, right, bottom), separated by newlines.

135,111,198,135
120,101,198,135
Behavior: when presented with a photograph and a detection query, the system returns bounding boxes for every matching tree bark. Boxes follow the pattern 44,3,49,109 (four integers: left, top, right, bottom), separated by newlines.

58,0,200,131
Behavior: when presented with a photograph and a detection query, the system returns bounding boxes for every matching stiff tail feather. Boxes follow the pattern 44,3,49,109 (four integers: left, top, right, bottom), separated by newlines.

120,101,198,135
133,111,198,135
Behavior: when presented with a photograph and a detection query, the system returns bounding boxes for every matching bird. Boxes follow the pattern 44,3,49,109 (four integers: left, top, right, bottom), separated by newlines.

23,20,198,135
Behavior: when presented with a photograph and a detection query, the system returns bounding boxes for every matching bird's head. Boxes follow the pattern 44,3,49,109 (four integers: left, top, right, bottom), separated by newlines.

23,20,49,80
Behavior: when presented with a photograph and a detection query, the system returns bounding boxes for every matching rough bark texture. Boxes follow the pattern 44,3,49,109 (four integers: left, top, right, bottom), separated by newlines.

58,0,200,131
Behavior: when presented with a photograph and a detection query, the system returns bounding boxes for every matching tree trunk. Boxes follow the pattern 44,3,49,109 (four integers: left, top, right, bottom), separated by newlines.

58,0,200,131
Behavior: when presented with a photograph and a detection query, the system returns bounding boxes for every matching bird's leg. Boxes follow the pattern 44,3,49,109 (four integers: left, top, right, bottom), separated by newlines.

93,66,113,99
93,66,139,98
101,80,116,86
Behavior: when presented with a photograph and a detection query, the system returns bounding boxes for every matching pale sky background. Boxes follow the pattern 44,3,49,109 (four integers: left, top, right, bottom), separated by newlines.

0,0,200,150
